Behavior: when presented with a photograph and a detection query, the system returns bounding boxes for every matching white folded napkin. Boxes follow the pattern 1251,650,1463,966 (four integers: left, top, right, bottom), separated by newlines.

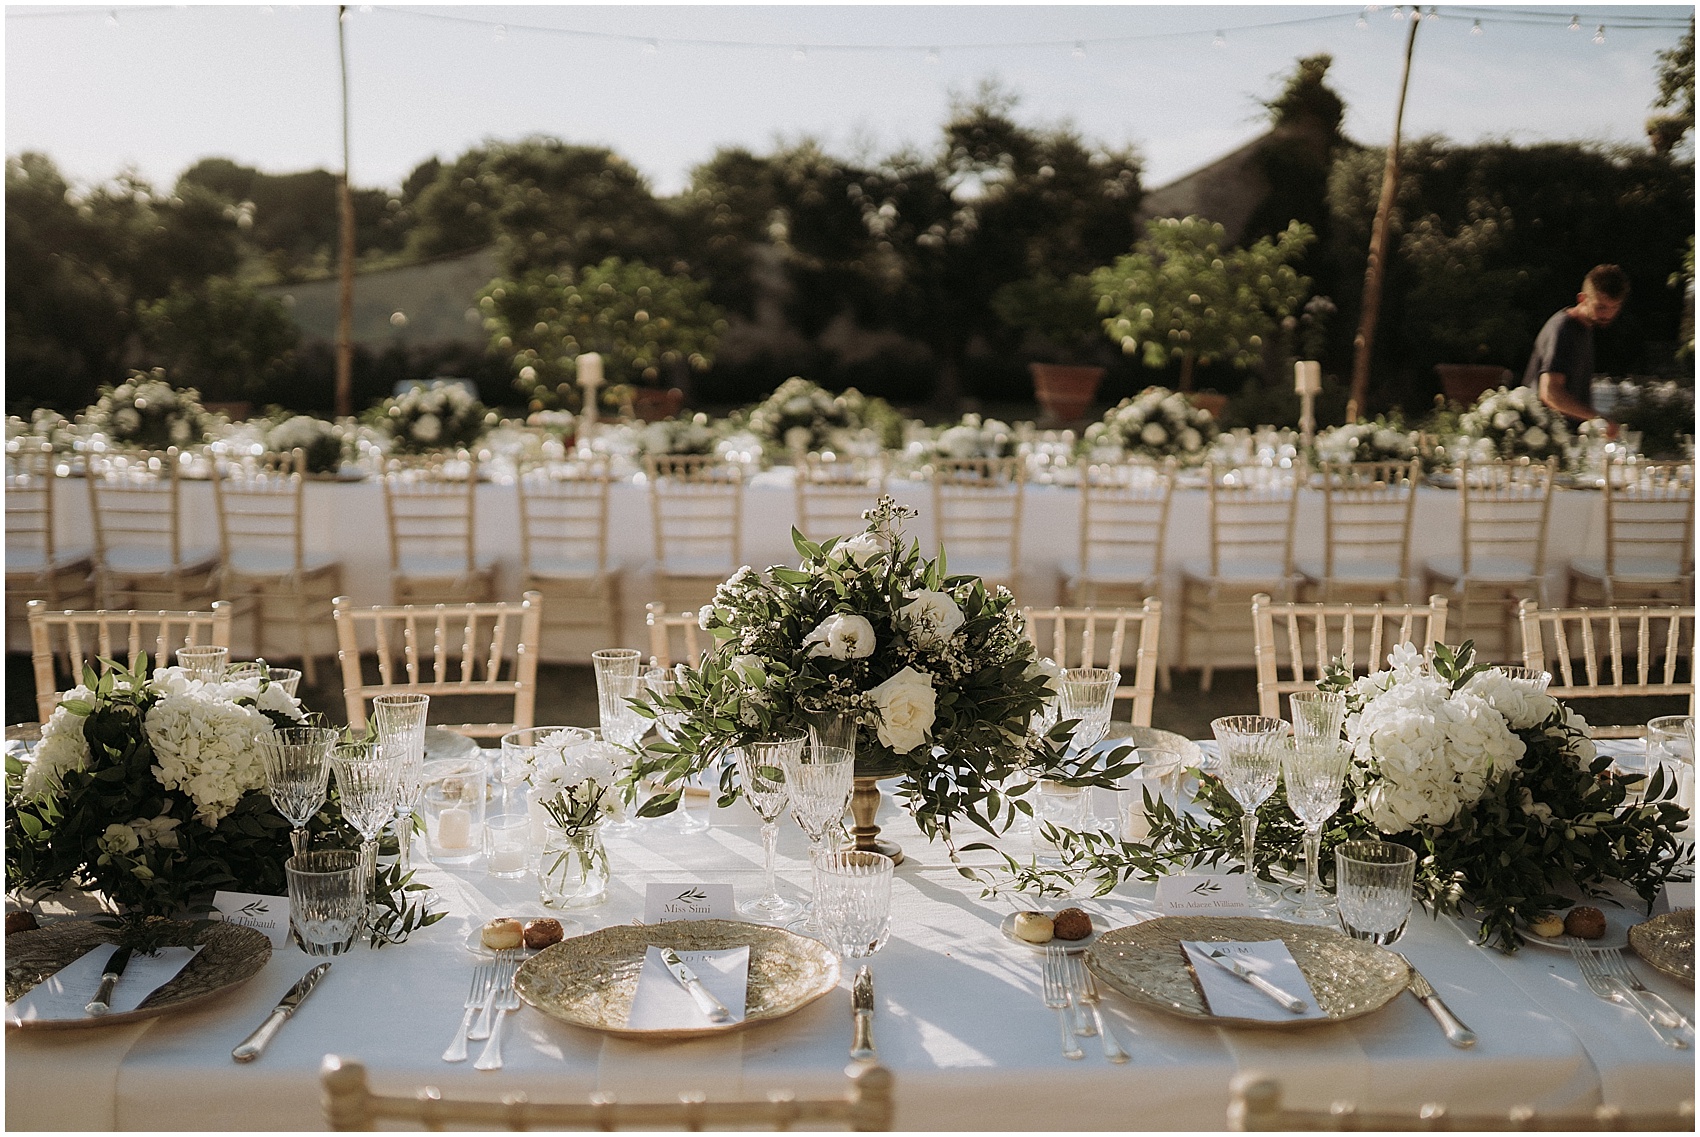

5,943,204,1025
625,945,749,1030
1181,939,1327,1022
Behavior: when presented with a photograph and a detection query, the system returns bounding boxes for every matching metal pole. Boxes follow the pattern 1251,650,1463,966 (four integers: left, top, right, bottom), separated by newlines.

1348,10,1420,423
335,5,356,419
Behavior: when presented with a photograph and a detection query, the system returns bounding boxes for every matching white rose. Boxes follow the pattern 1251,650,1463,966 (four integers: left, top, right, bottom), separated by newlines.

869,666,937,753
803,613,877,660
1492,410,1519,431
828,531,885,566
1140,422,1168,446
1028,655,1064,695
1523,427,1547,450
730,654,768,686
1518,787,1554,823
899,589,964,649
939,425,979,459
1178,427,1202,451
99,823,140,856
414,413,442,443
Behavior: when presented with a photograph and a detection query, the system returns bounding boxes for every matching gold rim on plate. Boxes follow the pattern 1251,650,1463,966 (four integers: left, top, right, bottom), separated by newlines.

1629,909,1694,983
1086,915,1409,1028
5,919,272,1030
514,919,841,1040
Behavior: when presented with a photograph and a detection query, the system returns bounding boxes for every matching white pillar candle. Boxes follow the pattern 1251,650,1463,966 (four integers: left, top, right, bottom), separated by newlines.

436,806,473,849
577,352,604,388
487,847,527,875
1294,360,1322,395
1122,800,1153,843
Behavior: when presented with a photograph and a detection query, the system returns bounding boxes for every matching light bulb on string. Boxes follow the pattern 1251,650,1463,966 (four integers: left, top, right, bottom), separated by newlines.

1389,6,1405,21
1212,29,1226,48
1071,40,1086,59
1569,14,1581,31
1425,7,1438,21
1356,10,1369,30
1593,24,1605,43
1470,18,1482,35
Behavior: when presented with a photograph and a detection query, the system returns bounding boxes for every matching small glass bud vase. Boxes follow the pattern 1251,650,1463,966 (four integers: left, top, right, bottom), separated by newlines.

538,821,609,909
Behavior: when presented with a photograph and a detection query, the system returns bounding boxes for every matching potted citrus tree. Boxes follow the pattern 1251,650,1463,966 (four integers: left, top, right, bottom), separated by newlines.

991,272,1106,423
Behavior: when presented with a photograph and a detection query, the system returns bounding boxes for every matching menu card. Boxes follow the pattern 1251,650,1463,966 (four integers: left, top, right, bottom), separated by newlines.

626,946,749,1029
1181,939,1327,1022
5,944,203,1025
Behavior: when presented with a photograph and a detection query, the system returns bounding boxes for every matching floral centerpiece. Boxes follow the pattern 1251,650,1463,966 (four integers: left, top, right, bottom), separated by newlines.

1312,415,1418,467
1081,387,1218,464
1610,380,1696,459
1457,386,1571,464
925,414,1019,461
264,413,345,475
743,377,904,457
1005,643,1688,952
371,382,492,455
531,736,624,908
636,412,730,458
631,498,1126,848
85,369,213,451
6,660,439,944
6,409,76,455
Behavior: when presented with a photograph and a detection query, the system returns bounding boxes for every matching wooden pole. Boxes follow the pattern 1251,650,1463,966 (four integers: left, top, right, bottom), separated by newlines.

1348,10,1420,423
334,5,356,419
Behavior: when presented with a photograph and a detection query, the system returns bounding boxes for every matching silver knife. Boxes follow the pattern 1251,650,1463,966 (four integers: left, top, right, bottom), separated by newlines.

85,946,133,1017
231,963,332,1062
658,947,730,1023
850,966,876,1061
1397,954,1476,1049
1200,947,1310,1014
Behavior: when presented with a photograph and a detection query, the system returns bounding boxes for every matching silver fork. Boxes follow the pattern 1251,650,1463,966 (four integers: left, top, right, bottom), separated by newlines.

468,949,520,1039
1040,947,1084,1061
1599,948,1695,1041
442,963,496,1062
474,956,522,1071
1068,955,1129,1064
1569,939,1688,1049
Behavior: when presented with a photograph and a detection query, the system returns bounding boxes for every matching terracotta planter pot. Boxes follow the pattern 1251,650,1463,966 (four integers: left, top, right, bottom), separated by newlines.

1029,363,1105,423
1435,364,1512,407
631,387,685,422
1187,392,1229,418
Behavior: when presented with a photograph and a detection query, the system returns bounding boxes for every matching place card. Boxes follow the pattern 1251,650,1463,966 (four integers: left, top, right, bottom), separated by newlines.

626,946,749,1029
1659,882,1694,913
644,883,734,924
1155,874,1253,915
5,943,204,1025
211,891,291,948
1181,939,1327,1022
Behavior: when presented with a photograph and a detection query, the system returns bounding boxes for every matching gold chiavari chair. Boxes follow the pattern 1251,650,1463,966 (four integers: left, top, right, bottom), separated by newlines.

1180,464,1301,691
645,602,717,669
1020,601,1163,726
1517,600,1695,738
211,448,343,685
27,600,234,723
85,449,220,610
795,452,888,545
1300,459,1420,604
332,592,543,740
6,444,95,646
321,1054,895,1132
646,454,745,613
1567,459,1694,606
381,455,497,605
516,456,622,654
1065,457,1174,609
1251,593,1449,719
930,456,1025,591
1420,457,1556,665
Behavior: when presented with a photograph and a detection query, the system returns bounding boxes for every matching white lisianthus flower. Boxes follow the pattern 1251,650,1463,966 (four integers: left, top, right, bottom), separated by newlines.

1518,787,1554,823
99,823,141,856
1028,655,1065,695
803,614,877,660
899,589,964,649
730,654,768,687
131,812,182,849
697,604,717,631
869,666,937,753
1559,707,1597,764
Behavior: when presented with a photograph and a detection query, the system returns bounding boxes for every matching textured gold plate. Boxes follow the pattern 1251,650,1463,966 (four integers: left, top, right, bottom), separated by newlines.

515,919,841,1040
5,919,271,1030
1086,915,1408,1027
1102,723,1207,770
1629,909,1694,983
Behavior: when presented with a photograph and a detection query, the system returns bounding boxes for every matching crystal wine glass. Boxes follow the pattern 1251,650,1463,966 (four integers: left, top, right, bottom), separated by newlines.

328,741,400,888
593,650,647,834
1287,691,1347,743
175,645,229,681
782,744,855,934
258,726,338,856
373,693,429,874
1212,715,1288,907
1280,739,1353,923
1060,667,1119,830
735,732,807,920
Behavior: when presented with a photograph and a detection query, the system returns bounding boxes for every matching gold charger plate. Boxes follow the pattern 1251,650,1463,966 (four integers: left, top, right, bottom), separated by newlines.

5,919,272,1030
1629,909,1694,983
514,919,840,1040
1086,915,1408,1028
1102,723,1206,770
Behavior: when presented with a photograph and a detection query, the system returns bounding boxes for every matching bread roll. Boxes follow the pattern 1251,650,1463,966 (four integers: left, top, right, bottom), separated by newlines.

1564,906,1607,939
1527,912,1565,938
1052,907,1093,941
480,917,523,950
1012,911,1055,943
523,917,564,949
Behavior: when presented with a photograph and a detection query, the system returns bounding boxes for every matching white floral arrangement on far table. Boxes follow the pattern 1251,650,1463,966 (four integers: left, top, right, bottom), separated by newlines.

923,413,1019,462
1081,387,1217,464
85,369,214,451
1457,385,1571,464
1312,415,1418,467
265,413,346,475
372,381,492,455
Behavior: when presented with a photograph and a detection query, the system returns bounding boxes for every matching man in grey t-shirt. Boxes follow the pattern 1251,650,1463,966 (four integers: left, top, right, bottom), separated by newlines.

1522,264,1630,435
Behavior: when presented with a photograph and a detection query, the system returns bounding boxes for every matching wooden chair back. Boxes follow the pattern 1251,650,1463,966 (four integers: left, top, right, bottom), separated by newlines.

1455,458,1555,578
1517,600,1695,737
1205,465,1300,579
1228,1071,1691,1131
1316,460,1419,582
332,591,543,739
516,457,612,577
381,457,481,575
930,457,1024,576
1602,459,1694,579
1021,601,1163,726
795,453,888,545
321,1054,894,1131
645,455,744,573
85,450,194,567
1076,459,1174,587
1251,593,1450,719
6,444,61,566
645,602,718,668
27,600,234,723
212,449,310,575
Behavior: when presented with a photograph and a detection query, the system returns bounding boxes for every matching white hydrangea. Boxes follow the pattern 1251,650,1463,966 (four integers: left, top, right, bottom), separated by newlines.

145,687,277,826
1462,668,1559,731
19,687,96,799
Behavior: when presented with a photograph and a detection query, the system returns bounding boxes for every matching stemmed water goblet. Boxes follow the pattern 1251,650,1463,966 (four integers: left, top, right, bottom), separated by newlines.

257,726,338,856
781,744,856,935
1287,691,1346,743
1279,738,1353,923
328,740,400,889
1212,715,1289,907
373,693,429,874
1059,668,1119,830
735,732,807,921
593,649,647,834
175,645,229,681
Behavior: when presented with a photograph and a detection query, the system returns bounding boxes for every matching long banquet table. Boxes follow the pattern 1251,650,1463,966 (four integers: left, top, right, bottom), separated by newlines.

36,468,1610,662
7,746,1691,1131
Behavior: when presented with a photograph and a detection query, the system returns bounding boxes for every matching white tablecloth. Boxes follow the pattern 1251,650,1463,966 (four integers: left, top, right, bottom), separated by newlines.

36,470,1607,662
7,782,1690,1131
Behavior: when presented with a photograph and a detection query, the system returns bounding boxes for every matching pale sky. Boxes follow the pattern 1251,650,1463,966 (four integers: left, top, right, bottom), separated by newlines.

5,3,1692,198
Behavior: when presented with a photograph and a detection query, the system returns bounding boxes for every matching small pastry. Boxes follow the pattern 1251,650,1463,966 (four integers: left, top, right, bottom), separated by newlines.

1012,911,1055,944
1052,907,1093,941
523,917,564,949
480,917,524,950
1563,906,1607,939
1527,912,1566,938
5,911,38,936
